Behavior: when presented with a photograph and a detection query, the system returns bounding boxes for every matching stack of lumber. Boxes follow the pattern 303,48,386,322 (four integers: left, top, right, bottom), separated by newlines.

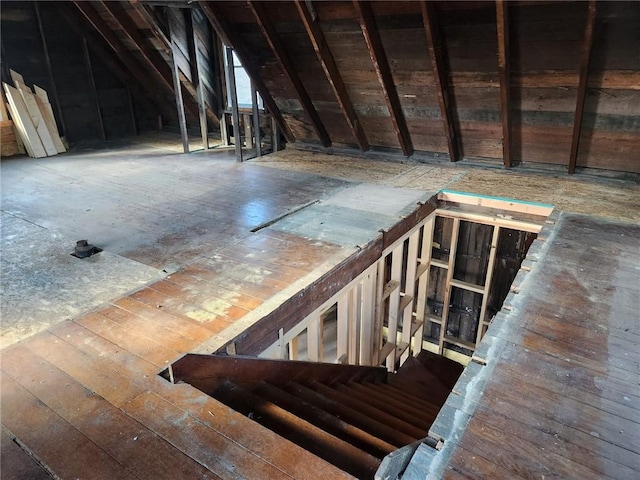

2,70,65,158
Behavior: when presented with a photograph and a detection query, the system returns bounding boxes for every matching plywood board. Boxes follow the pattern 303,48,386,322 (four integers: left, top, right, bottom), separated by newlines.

16,82,58,156
33,85,65,153
3,83,46,158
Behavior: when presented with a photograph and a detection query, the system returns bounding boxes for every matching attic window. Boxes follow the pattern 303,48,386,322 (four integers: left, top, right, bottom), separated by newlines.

224,48,263,110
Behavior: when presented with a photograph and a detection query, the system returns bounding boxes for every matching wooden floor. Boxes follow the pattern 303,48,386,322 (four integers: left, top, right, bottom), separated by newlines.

2,138,640,479
440,213,640,480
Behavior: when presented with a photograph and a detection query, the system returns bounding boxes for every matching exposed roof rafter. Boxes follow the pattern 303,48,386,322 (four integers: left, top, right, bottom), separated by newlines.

421,1,459,163
249,1,331,147
496,0,512,169
295,0,369,151
71,1,175,119
101,2,175,95
569,0,597,174
354,1,412,157
199,1,295,142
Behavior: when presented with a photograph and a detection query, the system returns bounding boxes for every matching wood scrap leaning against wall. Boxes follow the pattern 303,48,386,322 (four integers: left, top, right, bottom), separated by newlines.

1,69,66,158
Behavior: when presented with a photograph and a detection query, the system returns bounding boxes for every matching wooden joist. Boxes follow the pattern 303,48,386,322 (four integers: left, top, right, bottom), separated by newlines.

354,1,412,157
295,0,369,152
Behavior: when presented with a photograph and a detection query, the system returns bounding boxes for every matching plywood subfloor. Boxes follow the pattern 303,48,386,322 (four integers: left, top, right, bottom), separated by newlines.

255,148,640,224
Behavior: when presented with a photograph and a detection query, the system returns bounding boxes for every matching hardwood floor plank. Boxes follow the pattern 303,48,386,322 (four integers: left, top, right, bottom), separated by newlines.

1,345,221,480
1,427,53,480
76,312,182,368
0,372,136,480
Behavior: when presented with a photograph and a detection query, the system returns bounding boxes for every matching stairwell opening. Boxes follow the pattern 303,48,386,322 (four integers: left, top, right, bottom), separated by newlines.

163,190,553,479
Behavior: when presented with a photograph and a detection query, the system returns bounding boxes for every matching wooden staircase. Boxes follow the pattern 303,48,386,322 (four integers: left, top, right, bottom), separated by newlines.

168,352,463,479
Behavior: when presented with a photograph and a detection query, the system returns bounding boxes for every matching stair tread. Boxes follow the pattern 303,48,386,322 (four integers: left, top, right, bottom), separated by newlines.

310,381,425,440
254,381,396,458
285,382,417,448
213,380,380,479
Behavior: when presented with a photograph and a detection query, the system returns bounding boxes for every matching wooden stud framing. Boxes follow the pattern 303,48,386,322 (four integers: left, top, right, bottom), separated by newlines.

200,2,295,142
400,230,420,364
413,219,434,355
371,259,386,366
249,1,331,147
421,1,459,163
496,0,512,169
359,271,375,366
475,225,500,346
307,313,323,362
169,11,190,154
385,245,403,371
569,0,597,174
438,218,460,355
337,295,350,363
348,287,359,365
294,0,369,151
354,1,412,156
225,46,242,162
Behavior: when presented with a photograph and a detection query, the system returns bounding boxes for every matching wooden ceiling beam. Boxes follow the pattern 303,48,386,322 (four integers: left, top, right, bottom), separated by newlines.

569,0,597,174
495,0,512,169
354,1,412,156
295,0,369,151
199,1,295,142
421,1,459,162
248,1,331,147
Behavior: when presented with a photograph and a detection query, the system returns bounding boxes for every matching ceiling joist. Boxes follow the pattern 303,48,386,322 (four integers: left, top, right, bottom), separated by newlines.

495,0,512,169
295,0,369,152
354,1,413,157
569,0,597,174
249,1,331,147
199,1,295,142
421,1,459,163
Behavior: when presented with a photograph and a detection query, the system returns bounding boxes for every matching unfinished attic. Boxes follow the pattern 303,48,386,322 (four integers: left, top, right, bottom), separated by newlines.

0,1,638,480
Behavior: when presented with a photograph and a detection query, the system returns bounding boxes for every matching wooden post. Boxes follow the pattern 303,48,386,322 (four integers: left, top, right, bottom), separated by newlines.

271,114,281,152
225,46,243,162
82,38,106,141
251,83,262,157
496,0,512,169
191,8,209,150
242,114,253,149
34,2,66,138
169,9,189,154
569,0,597,174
